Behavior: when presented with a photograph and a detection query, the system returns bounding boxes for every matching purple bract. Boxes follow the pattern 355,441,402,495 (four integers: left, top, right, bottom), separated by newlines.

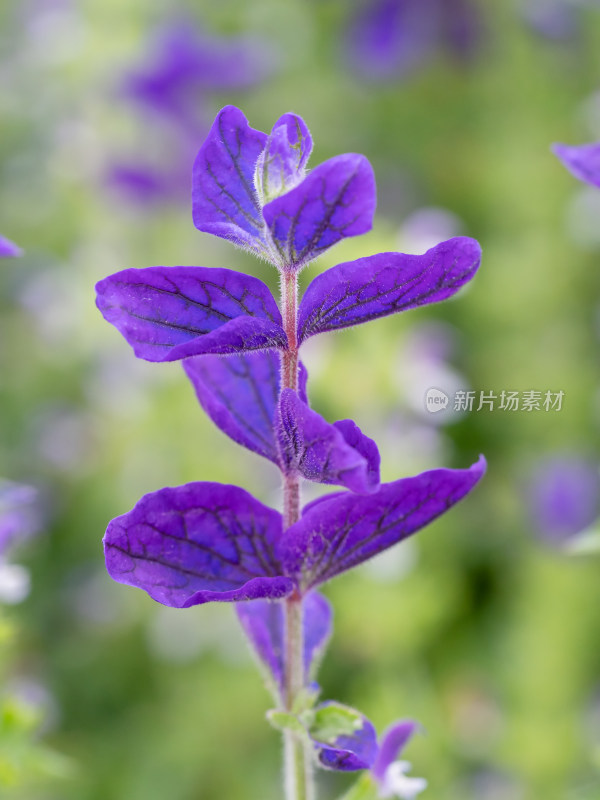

103,458,485,607
96,240,480,360
236,591,332,700
95,267,287,361
192,106,376,269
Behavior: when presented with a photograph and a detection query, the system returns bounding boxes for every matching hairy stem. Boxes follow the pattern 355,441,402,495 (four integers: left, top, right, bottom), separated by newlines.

280,269,315,800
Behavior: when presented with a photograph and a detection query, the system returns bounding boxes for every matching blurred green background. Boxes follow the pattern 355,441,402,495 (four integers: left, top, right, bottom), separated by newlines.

1,1,600,798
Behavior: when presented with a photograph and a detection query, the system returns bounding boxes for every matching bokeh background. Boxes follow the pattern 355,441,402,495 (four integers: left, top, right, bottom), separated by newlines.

1,1,600,798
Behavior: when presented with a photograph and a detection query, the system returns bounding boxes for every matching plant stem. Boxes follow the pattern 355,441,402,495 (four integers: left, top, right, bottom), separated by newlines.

280,269,315,800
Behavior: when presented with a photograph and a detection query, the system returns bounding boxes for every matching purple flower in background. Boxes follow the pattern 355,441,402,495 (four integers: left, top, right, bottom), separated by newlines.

109,23,272,205
0,481,39,604
0,235,22,258
0,481,38,555
521,0,600,40
345,0,484,82
553,142,600,189
521,0,580,39
527,456,600,544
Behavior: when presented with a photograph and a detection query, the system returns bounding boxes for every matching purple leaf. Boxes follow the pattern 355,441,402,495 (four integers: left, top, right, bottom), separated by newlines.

333,419,381,491
276,389,380,493
371,720,418,782
0,235,22,258
183,352,309,463
298,236,481,343
309,702,379,771
184,352,281,462
263,153,376,272
552,142,600,189
192,106,269,255
280,456,486,590
103,482,293,607
255,113,313,203
236,591,332,696
95,266,286,361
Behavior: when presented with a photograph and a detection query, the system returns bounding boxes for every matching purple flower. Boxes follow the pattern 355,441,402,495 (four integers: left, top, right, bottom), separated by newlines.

553,142,600,189
264,683,426,789
121,22,269,126
345,0,483,82
103,457,485,607
0,235,22,258
109,23,272,205
372,721,427,797
308,713,427,794
527,455,600,544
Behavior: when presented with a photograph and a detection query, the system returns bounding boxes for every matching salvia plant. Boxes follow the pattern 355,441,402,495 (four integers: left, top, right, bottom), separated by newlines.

95,106,486,800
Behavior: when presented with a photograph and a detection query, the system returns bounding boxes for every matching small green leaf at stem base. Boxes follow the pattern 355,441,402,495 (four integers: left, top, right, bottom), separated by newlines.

308,702,365,745
266,710,307,736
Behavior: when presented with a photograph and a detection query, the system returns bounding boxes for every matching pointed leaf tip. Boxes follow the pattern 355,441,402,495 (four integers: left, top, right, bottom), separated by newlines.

280,457,486,590
298,236,482,343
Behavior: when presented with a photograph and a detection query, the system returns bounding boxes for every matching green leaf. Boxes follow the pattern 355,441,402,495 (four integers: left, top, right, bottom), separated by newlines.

308,702,365,745
265,710,306,735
